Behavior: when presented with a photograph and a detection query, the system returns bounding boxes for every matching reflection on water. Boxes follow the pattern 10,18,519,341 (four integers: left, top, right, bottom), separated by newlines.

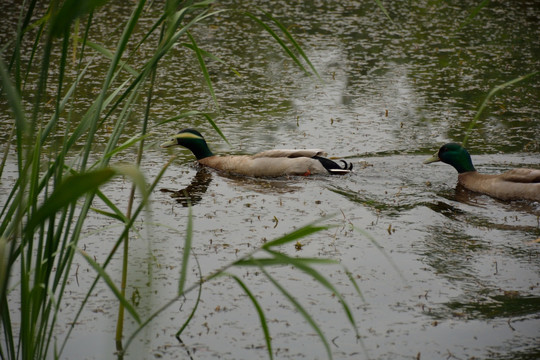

160,168,213,207
219,172,308,194
446,294,540,320
160,164,307,206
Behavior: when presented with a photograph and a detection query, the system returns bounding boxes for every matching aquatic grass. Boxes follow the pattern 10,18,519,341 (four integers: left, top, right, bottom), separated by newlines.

157,110,230,145
1,0,172,357
1,1,360,359
265,265,335,357
462,71,539,146
77,247,141,324
114,28,159,345
231,275,273,359
182,42,242,77
456,0,490,33
25,168,129,234
236,252,355,360
187,31,220,111
352,226,406,284
55,155,175,357
178,200,192,295
244,9,321,80
174,235,203,359
120,220,361,360
256,7,322,80
373,0,395,25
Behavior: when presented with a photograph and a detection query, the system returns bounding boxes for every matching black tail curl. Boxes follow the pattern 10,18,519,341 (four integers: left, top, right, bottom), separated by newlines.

314,156,353,174
340,160,353,171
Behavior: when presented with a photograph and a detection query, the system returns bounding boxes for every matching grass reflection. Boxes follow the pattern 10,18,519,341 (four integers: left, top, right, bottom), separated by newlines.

446,294,540,319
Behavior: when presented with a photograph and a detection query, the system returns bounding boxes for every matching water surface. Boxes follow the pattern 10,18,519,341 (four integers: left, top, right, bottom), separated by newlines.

1,0,539,359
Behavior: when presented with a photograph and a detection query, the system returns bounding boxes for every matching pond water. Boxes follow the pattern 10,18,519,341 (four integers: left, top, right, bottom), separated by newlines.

1,0,539,359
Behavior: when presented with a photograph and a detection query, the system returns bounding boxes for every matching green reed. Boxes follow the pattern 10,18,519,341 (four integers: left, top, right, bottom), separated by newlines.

462,71,539,146
0,1,359,359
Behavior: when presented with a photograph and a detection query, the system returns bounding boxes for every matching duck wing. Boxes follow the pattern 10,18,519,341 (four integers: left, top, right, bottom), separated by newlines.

251,149,352,175
499,168,540,183
251,149,327,159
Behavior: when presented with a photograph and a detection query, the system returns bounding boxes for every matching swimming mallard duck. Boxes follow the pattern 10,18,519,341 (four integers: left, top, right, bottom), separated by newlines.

160,129,353,177
424,143,540,201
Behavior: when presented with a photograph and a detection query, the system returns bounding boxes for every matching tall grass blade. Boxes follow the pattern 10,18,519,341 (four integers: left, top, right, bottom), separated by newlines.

115,91,152,343
156,110,210,125
102,133,153,162
344,267,365,303
231,275,273,360
255,8,321,80
262,224,330,249
175,248,203,339
89,206,126,222
374,0,394,24
25,169,116,233
0,56,28,170
157,111,230,145
187,31,220,111
95,189,128,223
86,41,140,76
182,43,242,77
112,165,148,201
50,0,109,38
457,0,490,32
77,248,141,324
259,266,333,360
0,237,6,305
0,125,15,179
353,226,405,283
178,203,192,295
203,113,230,145
59,157,174,355
1,303,15,358
244,11,313,77
462,71,538,146
265,249,359,339
78,0,146,172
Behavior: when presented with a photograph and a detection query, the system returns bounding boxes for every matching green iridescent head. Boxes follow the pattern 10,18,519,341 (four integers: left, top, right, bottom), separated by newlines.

160,129,214,160
424,143,476,173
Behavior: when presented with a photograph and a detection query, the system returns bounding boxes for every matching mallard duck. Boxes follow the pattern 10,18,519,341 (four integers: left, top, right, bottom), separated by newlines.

424,143,540,201
160,129,353,177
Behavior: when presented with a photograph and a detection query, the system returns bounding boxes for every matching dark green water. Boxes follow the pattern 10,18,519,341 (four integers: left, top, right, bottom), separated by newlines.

1,1,539,359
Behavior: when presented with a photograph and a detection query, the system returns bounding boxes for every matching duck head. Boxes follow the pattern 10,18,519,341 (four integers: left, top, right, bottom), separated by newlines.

424,143,476,173
160,129,214,160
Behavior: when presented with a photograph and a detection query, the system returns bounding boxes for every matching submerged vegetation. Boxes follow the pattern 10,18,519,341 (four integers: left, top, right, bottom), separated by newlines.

0,1,359,359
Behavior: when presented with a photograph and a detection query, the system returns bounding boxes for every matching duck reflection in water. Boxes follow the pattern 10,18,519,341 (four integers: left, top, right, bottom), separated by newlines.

160,167,213,207
160,163,305,207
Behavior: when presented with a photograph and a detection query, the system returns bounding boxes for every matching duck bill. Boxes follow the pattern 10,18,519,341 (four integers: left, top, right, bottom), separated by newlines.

423,151,440,164
160,139,177,148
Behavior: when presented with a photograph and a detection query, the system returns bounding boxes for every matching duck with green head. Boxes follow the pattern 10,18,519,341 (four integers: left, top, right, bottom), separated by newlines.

161,129,353,177
424,143,540,201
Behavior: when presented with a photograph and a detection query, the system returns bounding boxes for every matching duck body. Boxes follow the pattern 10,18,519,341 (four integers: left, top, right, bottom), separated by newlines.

161,129,352,177
458,169,540,201
425,143,540,202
